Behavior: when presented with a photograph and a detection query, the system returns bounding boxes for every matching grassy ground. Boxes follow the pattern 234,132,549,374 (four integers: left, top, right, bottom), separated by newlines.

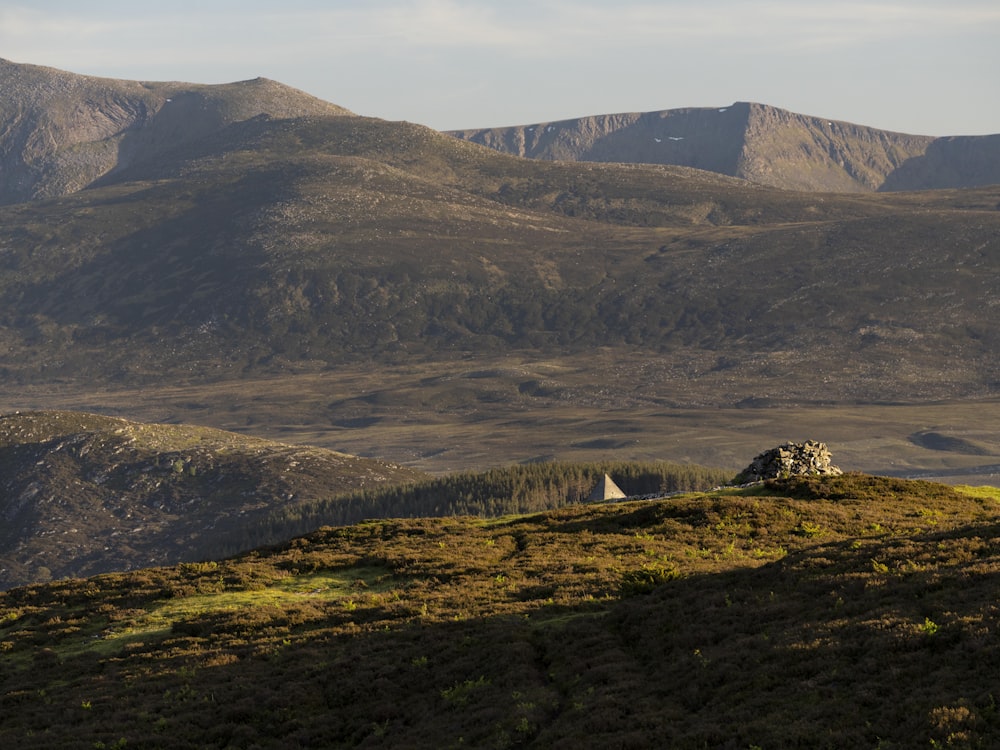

2,474,999,747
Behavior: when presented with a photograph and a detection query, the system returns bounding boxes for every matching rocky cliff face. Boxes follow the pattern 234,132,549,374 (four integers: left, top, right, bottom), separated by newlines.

450,102,1000,193
459,106,750,176
736,103,933,192
0,59,350,204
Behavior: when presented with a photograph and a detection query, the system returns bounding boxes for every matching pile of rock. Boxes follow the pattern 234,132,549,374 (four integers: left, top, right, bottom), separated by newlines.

735,440,842,483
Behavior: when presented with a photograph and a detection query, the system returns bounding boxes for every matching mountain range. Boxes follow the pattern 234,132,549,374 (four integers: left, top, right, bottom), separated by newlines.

0,59,998,486
449,101,1000,193
2,58,1000,746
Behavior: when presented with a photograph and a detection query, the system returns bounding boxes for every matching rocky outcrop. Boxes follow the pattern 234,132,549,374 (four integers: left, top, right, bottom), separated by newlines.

735,441,843,483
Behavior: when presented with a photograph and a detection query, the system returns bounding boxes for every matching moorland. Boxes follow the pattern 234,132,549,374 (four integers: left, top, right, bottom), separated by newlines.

0,58,998,485
1,58,1000,746
2,474,1000,748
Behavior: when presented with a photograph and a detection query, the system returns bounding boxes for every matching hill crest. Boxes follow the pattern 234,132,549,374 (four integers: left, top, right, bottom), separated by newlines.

0,410,426,589
0,58,351,204
449,101,1000,192
2,474,999,746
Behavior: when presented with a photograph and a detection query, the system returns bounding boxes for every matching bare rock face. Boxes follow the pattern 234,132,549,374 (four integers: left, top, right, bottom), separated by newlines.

735,441,842,483
449,102,939,193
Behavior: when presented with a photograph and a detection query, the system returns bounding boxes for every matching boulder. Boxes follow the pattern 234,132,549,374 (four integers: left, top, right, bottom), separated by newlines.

735,440,842,483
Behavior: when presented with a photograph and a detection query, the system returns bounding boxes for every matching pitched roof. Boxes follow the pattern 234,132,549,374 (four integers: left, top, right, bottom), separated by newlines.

587,473,627,502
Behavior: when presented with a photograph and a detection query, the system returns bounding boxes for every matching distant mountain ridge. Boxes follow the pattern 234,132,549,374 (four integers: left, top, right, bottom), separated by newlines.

0,58,349,204
0,59,998,469
0,60,997,409
448,102,1000,193
6,55,996,201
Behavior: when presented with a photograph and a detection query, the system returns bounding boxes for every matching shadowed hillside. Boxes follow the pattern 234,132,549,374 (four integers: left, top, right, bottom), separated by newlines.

0,411,426,589
1,475,999,747
880,133,1000,190
449,101,1000,192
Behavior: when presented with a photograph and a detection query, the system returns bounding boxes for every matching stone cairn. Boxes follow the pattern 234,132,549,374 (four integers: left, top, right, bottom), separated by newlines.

735,440,842,484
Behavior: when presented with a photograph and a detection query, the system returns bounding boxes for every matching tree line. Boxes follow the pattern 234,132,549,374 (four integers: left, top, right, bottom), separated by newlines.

220,460,733,556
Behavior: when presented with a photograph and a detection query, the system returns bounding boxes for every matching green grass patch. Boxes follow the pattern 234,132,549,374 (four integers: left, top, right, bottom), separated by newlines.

954,485,1000,502
82,565,396,653
270,566,393,595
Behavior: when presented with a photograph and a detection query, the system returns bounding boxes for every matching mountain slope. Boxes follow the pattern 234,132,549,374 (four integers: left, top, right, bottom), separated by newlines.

0,410,426,589
1,475,999,747
2,121,997,404
449,101,1000,192
881,133,1000,190
0,58,349,204
0,407,731,590
0,63,999,430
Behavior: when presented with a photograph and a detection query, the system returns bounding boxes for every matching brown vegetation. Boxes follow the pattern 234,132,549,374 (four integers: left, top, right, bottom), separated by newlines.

0,410,426,589
1,474,999,747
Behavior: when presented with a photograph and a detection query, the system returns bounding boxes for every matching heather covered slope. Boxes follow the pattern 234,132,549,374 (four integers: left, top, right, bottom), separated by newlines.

0,411,426,589
449,101,1000,192
1,108,998,403
1,475,999,747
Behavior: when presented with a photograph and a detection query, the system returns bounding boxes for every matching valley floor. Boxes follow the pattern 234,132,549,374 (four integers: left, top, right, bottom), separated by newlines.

7,355,1000,486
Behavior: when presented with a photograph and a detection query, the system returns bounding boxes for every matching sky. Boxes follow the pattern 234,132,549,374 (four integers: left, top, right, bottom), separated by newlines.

2,1,998,136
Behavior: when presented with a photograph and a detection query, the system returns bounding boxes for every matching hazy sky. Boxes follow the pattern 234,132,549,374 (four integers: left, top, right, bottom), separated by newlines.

2,1,998,135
